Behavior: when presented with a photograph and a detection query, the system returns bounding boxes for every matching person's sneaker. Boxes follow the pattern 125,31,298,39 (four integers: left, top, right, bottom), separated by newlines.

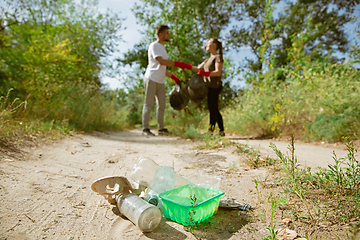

158,128,169,136
218,131,225,137
142,128,155,136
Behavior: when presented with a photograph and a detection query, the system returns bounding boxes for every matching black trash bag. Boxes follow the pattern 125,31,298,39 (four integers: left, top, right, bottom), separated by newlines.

169,85,189,111
186,75,208,104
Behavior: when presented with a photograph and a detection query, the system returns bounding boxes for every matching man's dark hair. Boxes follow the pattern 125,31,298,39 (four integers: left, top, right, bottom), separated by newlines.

155,25,170,36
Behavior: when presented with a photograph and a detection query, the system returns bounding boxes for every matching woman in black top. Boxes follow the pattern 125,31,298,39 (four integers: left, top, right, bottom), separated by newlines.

191,38,225,136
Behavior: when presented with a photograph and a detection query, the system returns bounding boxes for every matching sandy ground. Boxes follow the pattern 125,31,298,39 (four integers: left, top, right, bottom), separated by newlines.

0,128,353,240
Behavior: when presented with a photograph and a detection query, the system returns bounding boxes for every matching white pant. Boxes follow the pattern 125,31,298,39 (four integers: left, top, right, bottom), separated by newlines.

142,78,166,130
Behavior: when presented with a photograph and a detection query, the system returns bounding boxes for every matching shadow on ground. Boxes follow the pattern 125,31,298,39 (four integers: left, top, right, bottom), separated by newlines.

191,208,251,240
110,206,251,240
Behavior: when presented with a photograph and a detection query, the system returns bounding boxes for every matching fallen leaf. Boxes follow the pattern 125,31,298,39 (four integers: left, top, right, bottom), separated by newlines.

275,228,298,240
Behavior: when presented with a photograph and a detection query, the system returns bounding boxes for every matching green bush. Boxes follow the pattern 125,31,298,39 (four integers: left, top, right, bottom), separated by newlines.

224,61,360,141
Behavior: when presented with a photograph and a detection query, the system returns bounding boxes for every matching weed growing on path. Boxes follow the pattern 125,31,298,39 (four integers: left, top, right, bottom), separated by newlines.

267,136,360,238
318,138,360,197
198,134,233,150
270,135,314,220
186,194,197,233
263,193,287,240
237,143,277,168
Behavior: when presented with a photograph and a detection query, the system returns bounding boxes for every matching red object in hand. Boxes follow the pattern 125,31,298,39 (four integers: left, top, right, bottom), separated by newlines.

174,61,192,70
197,70,211,77
170,74,180,84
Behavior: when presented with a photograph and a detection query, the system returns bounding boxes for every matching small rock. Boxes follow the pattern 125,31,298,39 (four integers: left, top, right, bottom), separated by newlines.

243,166,251,171
81,142,91,147
281,218,292,225
67,191,78,198
68,175,81,179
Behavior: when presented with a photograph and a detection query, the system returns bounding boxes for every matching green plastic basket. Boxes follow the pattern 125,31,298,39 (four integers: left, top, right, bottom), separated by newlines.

159,184,224,226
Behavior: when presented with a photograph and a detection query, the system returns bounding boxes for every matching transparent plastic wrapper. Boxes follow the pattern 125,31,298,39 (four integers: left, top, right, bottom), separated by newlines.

116,193,161,232
185,172,221,190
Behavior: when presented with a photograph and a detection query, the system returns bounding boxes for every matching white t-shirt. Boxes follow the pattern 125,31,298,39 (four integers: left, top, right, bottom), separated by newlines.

144,41,168,84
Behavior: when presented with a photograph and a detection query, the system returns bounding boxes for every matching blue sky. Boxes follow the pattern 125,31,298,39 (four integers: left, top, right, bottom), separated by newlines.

97,0,143,90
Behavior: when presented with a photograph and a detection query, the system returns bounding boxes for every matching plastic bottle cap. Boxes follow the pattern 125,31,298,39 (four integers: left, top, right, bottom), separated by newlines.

148,196,159,206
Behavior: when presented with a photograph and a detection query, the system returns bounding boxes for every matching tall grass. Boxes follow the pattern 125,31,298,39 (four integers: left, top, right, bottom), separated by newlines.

224,61,360,142
18,83,138,131
0,89,24,139
0,83,143,154
164,98,209,138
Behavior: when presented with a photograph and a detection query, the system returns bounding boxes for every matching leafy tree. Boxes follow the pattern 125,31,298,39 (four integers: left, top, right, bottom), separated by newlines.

0,0,123,95
228,0,360,78
0,0,124,127
350,22,360,63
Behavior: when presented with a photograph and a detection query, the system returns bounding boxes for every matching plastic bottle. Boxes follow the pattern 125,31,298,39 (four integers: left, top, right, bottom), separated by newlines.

116,193,161,232
130,157,190,208
144,166,190,208
130,157,160,187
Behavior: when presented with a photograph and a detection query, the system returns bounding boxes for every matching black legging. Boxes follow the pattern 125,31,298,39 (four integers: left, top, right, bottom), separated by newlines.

207,86,224,132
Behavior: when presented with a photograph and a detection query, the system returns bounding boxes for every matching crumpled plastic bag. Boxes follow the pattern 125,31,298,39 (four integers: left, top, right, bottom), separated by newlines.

169,84,189,111
219,196,252,211
186,75,208,104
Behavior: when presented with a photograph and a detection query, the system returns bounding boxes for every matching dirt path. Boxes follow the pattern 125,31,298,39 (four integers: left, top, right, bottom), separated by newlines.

0,129,353,240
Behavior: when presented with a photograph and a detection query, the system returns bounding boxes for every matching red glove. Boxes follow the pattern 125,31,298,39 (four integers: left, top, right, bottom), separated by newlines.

170,74,180,84
174,61,192,70
197,70,211,77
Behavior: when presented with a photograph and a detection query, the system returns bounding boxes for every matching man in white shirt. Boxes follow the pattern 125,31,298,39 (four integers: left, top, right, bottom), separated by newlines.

142,25,193,136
